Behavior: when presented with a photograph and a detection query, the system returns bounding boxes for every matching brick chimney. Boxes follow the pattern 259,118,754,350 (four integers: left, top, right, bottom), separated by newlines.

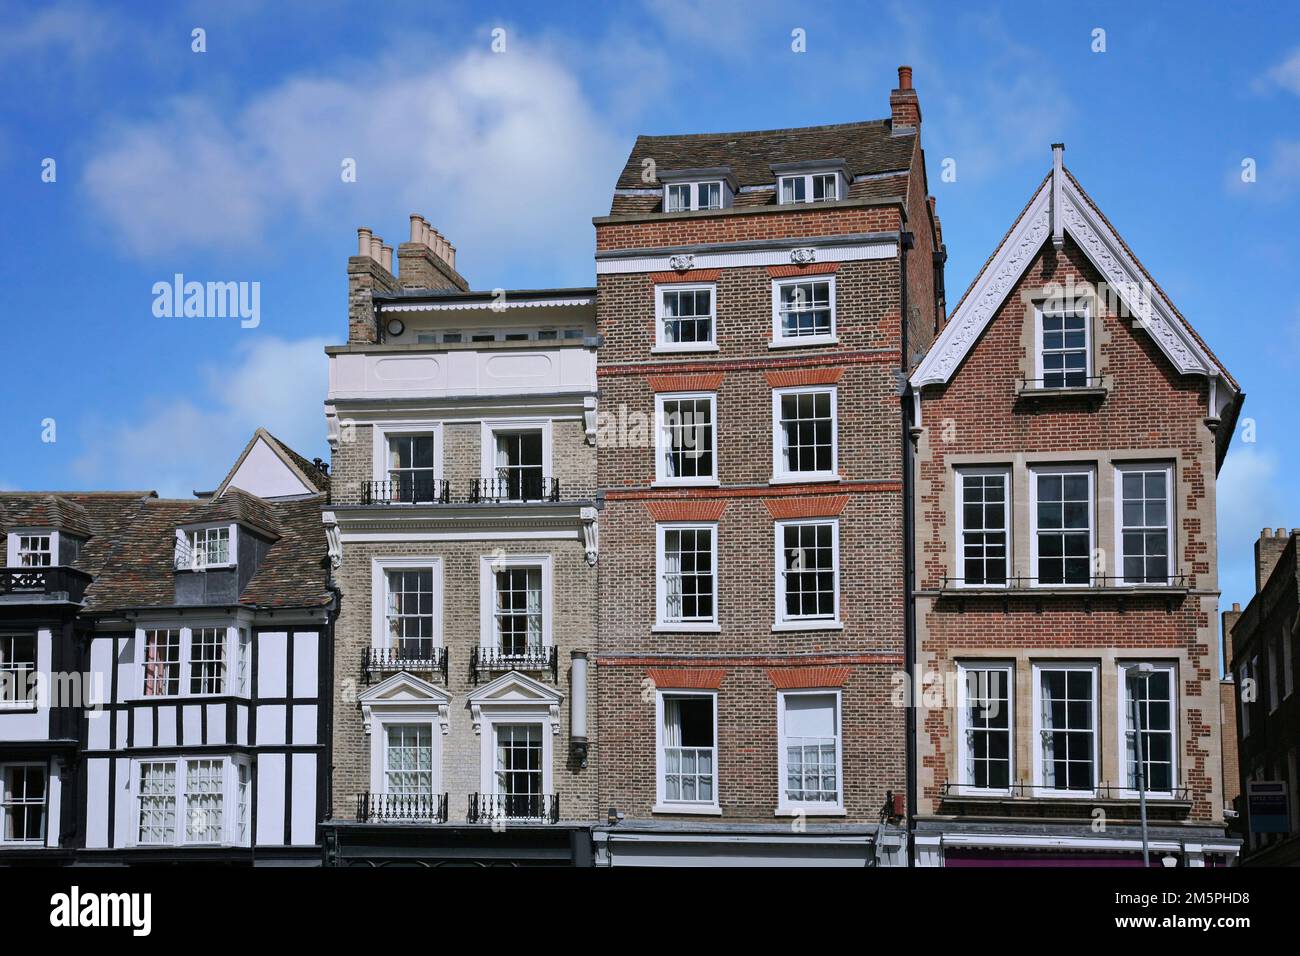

397,214,470,293
1254,528,1291,593
1222,601,1242,664
890,65,921,131
347,227,399,344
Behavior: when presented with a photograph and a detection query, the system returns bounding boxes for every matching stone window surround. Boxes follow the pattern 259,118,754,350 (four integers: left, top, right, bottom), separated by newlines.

941,650,1188,801
1015,285,1113,393
940,449,1183,588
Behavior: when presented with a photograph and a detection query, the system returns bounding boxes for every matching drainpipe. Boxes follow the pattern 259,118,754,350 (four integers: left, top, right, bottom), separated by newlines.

900,228,917,867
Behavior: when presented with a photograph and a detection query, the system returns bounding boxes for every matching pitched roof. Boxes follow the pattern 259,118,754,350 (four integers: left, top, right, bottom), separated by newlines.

176,487,281,540
610,120,915,215
0,494,94,537
213,428,329,499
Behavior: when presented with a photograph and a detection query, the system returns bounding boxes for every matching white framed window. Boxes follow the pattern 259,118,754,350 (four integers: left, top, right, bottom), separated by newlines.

16,534,52,567
0,633,37,709
1032,662,1099,796
956,469,1010,587
778,172,838,204
772,386,837,481
478,554,552,654
370,424,443,503
656,523,718,631
473,711,554,821
0,764,46,844
655,284,716,350
1116,463,1173,586
372,559,442,661
664,180,723,212
775,519,840,629
366,704,446,817
1118,662,1178,797
771,277,836,345
134,757,250,847
655,393,717,485
384,723,435,796
656,691,718,812
236,629,251,696
1030,466,1094,587
479,419,552,501
175,524,234,571
777,691,843,813
138,625,243,699
1035,306,1091,388
955,662,1014,795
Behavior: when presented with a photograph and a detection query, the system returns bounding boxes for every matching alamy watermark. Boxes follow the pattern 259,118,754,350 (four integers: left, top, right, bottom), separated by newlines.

152,274,260,328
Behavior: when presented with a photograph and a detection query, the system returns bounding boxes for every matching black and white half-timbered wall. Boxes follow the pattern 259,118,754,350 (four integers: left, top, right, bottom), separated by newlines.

0,431,338,865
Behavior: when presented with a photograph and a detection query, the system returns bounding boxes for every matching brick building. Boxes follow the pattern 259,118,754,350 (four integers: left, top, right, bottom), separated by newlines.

589,67,944,865
319,221,599,865
1229,529,1300,865
908,145,1243,866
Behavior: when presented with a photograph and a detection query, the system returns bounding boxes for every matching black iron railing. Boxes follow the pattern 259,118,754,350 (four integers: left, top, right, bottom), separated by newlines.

470,476,560,503
471,645,559,684
0,566,92,603
939,574,1188,591
942,782,1191,802
357,791,448,823
362,646,448,684
363,478,451,505
1016,375,1106,392
467,792,560,824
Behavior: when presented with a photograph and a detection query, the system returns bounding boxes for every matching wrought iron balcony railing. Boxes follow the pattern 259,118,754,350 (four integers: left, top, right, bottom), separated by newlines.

467,792,560,824
0,566,92,603
362,646,448,683
357,791,448,823
470,476,560,503
471,645,559,684
363,478,451,505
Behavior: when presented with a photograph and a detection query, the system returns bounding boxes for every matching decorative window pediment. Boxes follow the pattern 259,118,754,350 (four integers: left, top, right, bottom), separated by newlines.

358,671,452,736
467,671,564,736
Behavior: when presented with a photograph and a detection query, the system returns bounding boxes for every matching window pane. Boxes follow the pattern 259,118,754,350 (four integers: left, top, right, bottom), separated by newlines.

1119,468,1171,584
1039,669,1095,791
661,398,714,478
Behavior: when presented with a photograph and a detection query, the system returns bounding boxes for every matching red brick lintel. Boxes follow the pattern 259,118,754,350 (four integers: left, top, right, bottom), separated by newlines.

646,371,725,392
645,500,728,522
767,262,840,278
645,668,726,689
767,666,852,689
649,269,722,283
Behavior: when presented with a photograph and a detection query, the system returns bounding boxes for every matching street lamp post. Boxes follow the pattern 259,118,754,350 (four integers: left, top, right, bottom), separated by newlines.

1128,663,1155,867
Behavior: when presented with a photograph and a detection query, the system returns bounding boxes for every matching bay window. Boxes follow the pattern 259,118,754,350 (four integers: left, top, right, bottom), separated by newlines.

139,625,245,698
135,757,249,846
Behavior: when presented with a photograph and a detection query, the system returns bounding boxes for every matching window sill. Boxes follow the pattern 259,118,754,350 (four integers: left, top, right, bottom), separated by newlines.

652,803,722,816
768,336,838,350
652,624,721,634
769,474,840,486
651,479,721,489
651,344,720,355
1015,385,1108,401
772,620,843,633
775,806,845,817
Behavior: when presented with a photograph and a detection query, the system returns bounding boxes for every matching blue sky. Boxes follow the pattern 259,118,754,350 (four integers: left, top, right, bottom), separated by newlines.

1,0,1298,618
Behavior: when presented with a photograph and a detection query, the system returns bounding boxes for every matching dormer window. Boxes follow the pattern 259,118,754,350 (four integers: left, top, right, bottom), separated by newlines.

665,181,724,212
16,534,51,567
780,173,837,204
176,525,235,571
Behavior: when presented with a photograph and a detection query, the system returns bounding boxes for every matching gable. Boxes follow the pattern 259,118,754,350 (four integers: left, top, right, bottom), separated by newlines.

913,154,1233,397
218,431,317,499
467,670,564,706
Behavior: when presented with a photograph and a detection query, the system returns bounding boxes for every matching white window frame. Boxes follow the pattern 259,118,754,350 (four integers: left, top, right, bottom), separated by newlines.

770,276,837,347
174,522,236,572
771,386,838,483
371,557,444,656
477,711,553,811
134,624,244,699
479,419,553,496
130,756,251,848
774,518,841,631
370,714,443,798
1029,465,1095,588
0,632,38,711
1114,462,1175,587
1031,661,1100,798
778,171,840,205
654,689,720,814
654,283,718,352
664,180,724,212
954,661,1015,796
1033,303,1092,389
7,530,54,568
1116,662,1179,800
954,467,1011,589
478,554,553,652
655,522,720,633
776,689,844,814
654,392,719,487
371,422,443,486
0,762,48,845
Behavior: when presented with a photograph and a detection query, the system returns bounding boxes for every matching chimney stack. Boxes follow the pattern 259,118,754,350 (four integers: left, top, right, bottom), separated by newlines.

890,65,921,131
395,212,468,292
348,227,399,344
1222,601,1243,666
1254,528,1292,593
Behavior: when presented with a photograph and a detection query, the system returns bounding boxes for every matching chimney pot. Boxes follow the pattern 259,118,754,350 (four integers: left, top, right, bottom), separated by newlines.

369,236,383,262
1233,602,1241,612
898,65,913,90
357,227,373,257
381,244,393,272
409,215,424,244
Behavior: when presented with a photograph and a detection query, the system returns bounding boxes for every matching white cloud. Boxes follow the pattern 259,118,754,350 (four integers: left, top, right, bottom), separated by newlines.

81,46,623,276
1226,140,1300,202
1216,445,1291,607
72,336,329,498
1263,46,1300,96
0,2,118,64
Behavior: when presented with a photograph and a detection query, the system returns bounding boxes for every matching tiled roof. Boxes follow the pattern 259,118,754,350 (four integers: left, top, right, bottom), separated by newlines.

0,494,95,538
176,487,281,540
610,119,915,215
264,432,331,494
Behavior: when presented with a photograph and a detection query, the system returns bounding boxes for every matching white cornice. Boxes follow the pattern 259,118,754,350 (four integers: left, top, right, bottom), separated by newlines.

381,297,594,313
596,240,897,275
912,172,1229,392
